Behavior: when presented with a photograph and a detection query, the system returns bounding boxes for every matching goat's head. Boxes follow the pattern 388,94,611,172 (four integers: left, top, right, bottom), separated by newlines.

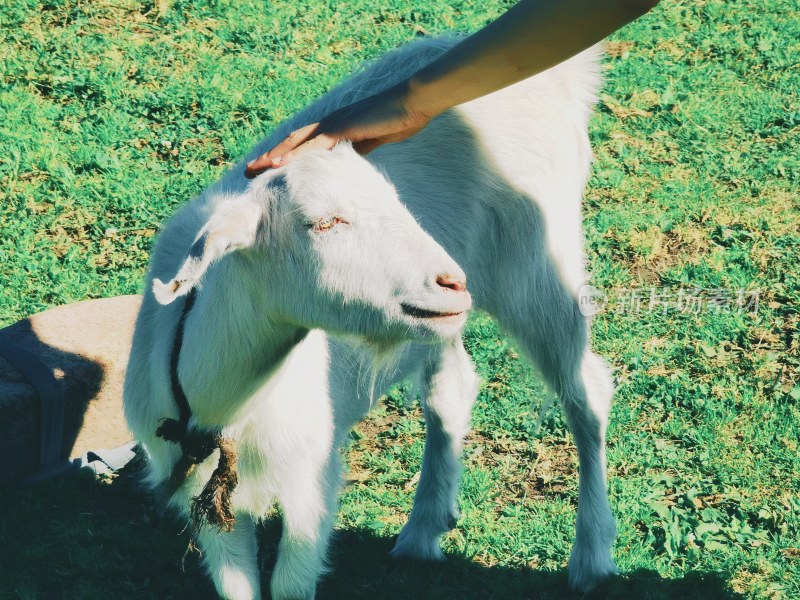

153,143,470,342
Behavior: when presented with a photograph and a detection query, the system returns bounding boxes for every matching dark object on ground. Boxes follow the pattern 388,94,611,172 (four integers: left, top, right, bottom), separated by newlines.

0,295,141,485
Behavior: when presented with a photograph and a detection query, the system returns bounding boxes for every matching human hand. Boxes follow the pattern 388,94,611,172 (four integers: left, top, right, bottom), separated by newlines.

244,82,432,178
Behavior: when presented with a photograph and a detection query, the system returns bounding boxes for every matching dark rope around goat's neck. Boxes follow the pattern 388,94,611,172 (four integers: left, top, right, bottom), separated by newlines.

155,288,239,534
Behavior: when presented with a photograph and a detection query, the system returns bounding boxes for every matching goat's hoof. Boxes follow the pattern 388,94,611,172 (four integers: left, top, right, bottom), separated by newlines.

269,585,314,600
270,569,316,600
567,544,618,593
390,527,445,562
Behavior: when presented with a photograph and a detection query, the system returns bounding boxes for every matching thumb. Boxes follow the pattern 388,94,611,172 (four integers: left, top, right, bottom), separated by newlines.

352,138,385,155
244,152,280,178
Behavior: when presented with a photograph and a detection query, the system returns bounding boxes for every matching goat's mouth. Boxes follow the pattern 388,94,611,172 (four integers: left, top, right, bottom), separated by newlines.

401,303,465,320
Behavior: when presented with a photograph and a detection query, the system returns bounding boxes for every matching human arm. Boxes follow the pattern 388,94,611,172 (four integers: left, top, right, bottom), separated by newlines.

244,0,660,177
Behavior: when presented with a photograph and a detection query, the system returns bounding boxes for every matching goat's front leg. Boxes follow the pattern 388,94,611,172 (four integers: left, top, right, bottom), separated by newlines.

391,340,479,561
270,452,341,600
195,513,261,600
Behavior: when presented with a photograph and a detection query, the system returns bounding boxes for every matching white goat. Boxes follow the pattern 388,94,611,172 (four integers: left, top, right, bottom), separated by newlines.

124,36,615,600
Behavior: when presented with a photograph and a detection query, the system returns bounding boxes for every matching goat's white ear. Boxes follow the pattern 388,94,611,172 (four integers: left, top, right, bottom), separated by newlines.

152,195,264,305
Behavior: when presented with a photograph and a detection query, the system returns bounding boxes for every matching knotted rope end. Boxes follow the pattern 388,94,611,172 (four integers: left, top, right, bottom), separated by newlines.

189,436,239,534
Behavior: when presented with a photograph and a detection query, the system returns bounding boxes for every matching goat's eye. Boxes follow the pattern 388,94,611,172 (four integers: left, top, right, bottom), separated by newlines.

311,216,347,233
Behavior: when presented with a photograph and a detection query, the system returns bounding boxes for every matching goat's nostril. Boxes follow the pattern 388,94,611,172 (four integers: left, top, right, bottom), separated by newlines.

436,273,467,292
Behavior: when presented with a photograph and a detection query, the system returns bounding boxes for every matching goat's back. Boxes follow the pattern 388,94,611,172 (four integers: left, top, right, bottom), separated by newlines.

362,38,602,303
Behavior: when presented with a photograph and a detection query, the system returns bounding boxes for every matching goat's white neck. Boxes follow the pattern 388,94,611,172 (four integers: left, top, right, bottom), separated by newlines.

175,255,307,428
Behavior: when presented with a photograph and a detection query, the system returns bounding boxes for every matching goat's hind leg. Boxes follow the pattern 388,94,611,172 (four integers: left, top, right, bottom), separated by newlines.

565,349,617,592
489,264,617,592
391,339,479,561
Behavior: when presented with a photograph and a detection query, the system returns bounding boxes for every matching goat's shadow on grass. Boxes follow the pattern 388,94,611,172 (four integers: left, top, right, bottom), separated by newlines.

262,520,741,600
0,454,741,600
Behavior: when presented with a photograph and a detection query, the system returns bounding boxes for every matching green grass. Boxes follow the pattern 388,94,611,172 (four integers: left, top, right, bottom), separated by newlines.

1,0,799,598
